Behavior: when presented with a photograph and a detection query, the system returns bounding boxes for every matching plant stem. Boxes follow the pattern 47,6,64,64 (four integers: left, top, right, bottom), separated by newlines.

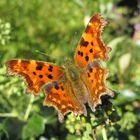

92,129,97,140
102,127,107,140
24,95,34,121
0,112,18,117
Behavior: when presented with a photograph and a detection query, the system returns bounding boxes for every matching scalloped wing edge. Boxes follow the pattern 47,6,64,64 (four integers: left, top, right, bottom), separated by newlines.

82,60,114,111
5,60,38,95
43,98,85,123
93,13,112,60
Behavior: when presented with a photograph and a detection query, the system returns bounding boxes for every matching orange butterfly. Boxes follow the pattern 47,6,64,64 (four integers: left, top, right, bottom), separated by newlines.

6,13,113,122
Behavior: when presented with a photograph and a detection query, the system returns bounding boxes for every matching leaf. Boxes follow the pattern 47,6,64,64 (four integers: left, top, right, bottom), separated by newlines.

0,123,9,139
119,112,137,130
22,114,45,139
107,36,126,59
119,53,131,74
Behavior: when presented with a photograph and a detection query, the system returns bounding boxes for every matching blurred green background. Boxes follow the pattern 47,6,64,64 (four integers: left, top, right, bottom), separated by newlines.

0,0,140,140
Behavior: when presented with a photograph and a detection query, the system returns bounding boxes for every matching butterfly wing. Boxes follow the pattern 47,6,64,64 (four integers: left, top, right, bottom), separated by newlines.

6,60,64,95
81,61,114,111
44,81,87,122
74,13,111,68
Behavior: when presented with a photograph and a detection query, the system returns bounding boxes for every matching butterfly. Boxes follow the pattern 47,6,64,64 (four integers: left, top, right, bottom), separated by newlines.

6,13,113,122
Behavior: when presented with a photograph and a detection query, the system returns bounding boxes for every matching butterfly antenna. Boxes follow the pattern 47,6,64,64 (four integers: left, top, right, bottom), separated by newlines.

68,31,78,57
35,50,50,58
71,31,78,47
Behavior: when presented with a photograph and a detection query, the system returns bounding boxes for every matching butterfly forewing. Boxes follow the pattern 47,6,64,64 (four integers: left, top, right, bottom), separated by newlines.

6,60,64,95
74,13,111,68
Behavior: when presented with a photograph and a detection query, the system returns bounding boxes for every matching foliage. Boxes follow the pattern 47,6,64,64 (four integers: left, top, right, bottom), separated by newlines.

0,0,140,140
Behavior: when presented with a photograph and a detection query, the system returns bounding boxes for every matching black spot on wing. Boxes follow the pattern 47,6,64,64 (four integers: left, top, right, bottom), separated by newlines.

49,65,53,69
89,49,93,53
85,56,89,62
78,51,81,55
88,73,90,77
48,68,53,72
48,74,53,79
33,72,36,75
80,52,83,57
54,84,59,90
36,62,44,70
48,65,53,72
61,86,64,91
39,75,43,78
77,51,83,57
91,42,94,46
80,37,89,47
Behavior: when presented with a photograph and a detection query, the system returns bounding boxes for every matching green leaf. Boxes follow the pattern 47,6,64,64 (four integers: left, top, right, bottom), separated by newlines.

0,123,9,139
107,36,126,59
119,53,131,74
22,114,45,139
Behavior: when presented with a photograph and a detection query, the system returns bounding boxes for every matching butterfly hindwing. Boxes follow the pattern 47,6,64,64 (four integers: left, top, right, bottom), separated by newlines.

81,61,113,111
6,59,64,95
44,81,86,122
74,13,111,68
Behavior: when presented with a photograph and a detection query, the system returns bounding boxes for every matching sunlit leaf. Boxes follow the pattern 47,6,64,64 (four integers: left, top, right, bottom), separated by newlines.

22,114,45,139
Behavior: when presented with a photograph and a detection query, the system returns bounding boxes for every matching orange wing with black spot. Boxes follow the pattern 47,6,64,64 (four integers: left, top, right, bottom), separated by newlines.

74,13,111,68
44,81,86,122
81,61,114,111
6,59,64,95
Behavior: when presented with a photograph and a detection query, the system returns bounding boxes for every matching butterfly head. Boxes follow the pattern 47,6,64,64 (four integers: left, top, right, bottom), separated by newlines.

64,58,72,66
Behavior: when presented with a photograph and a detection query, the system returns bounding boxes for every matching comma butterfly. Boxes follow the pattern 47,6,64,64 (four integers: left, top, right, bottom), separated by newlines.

6,13,113,122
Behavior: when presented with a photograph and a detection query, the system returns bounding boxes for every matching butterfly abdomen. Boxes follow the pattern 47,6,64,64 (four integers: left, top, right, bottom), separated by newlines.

64,63,87,105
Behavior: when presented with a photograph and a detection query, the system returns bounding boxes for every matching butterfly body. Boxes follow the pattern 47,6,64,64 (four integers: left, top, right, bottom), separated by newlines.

6,13,113,122
65,59,89,100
